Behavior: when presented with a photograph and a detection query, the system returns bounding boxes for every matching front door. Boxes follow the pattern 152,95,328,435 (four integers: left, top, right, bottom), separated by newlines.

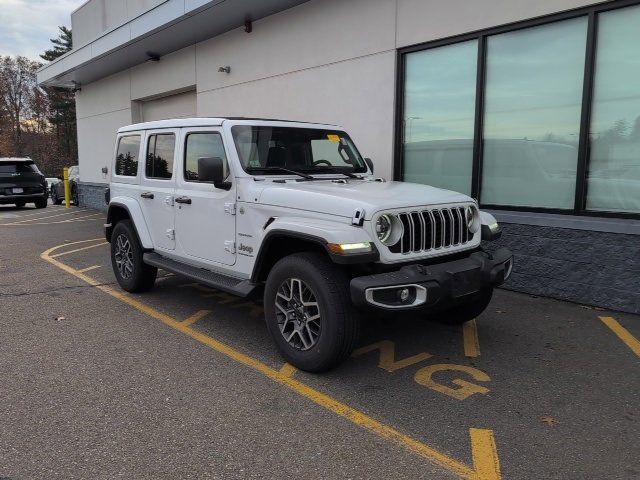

139,129,178,251
174,128,236,266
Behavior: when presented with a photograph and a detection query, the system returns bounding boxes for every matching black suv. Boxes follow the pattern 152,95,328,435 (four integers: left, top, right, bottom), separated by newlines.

0,158,48,208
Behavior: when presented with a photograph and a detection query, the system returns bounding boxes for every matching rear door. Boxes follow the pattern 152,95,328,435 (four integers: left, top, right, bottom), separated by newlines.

174,128,236,266
139,129,178,251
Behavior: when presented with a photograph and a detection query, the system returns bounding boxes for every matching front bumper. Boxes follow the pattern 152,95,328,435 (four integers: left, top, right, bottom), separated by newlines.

350,248,513,312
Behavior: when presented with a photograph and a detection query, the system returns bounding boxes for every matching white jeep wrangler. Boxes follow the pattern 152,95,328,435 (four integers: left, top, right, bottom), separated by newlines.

105,118,512,372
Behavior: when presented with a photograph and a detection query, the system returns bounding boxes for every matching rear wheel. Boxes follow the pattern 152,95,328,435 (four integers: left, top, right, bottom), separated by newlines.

51,188,62,205
434,288,494,325
34,198,47,209
264,252,359,372
110,220,157,292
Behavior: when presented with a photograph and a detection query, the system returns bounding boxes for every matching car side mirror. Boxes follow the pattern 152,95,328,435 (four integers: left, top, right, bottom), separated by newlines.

198,157,231,190
364,158,374,173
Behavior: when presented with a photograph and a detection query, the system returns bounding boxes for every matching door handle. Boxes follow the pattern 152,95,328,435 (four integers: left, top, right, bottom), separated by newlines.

140,192,154,199
175,196,192,205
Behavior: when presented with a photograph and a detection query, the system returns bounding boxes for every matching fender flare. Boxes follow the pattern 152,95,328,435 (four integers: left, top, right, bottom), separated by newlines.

106,197,154,249
251,217,378,282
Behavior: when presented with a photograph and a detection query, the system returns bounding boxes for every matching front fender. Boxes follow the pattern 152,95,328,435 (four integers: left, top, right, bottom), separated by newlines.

479,210,502,241
264,217,374,245
107,196,154,249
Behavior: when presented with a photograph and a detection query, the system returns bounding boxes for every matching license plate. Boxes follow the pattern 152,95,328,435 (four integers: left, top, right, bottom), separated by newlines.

12,187,23,193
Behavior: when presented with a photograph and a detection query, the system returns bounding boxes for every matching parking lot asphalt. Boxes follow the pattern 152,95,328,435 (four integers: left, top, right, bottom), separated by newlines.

1,203,639,480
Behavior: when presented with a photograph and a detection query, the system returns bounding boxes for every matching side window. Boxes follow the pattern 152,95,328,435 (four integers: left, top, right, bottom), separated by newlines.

184,132,228,182
115,135,141,176
146,133,175,180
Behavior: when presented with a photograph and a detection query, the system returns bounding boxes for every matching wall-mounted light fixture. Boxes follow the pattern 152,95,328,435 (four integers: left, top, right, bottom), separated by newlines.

146,51,160,62
245,18,252,33
218,66,231,74
71,81,82,93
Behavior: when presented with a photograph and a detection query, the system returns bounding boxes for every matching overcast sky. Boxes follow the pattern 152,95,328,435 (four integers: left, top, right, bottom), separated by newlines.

0,0,86,61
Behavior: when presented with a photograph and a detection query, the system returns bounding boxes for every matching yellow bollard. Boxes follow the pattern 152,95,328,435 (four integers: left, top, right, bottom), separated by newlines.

63,167,71,209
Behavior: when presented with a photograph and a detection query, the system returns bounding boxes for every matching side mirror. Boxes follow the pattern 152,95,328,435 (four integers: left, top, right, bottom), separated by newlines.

364,157,374,173
198,157,231,190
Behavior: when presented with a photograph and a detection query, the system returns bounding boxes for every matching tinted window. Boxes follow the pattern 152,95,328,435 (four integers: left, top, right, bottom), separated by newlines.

402,40,478,195
481,18,587,209
146,133,175,180
115,136,141,176
586,4,640,213
0,162,39,174
184,132,228,182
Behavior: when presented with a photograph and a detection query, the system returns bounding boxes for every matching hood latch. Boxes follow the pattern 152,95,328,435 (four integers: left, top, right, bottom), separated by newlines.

352,208,365,226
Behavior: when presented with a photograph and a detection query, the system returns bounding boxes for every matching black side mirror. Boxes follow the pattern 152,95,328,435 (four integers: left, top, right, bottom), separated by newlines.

364,157,374,173
198,157,231,190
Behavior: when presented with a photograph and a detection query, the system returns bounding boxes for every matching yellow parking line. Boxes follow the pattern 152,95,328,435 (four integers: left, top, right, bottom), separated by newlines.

50,241,108,258
279,363,298,378
599,316,640,358
41,240,502,480
463,320,480,358
182,309,211,327
77,265,102,273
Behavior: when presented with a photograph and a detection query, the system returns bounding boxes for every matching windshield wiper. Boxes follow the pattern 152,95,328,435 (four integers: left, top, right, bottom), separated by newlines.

246,166,315,180
314,167,362,179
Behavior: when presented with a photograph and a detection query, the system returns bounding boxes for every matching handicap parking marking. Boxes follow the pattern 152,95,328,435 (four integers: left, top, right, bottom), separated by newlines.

463,319,481,358
41,239,503,480
49,240,108,258
599,316,640,358
77,264,102,273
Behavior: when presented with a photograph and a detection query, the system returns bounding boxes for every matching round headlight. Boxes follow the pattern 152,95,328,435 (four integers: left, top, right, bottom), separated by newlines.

375,214,403,246
465,205,480,233
375,214,392,243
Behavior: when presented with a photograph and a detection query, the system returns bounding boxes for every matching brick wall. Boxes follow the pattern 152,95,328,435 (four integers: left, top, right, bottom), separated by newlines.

487,223,640,314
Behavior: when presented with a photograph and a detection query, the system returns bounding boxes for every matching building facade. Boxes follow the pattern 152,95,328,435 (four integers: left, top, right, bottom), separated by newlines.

38,0,640,313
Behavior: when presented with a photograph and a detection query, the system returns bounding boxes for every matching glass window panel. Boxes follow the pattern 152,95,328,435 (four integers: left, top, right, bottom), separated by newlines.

586,5,640,214
145,134,175,179
115,135,140,176
184,132,228,182
402,40,478,195
481,18,587,208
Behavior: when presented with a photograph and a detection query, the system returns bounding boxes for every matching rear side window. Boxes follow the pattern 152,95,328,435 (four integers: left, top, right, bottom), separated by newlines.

184,132,228,182
146,134,175,180
115,136,141,176
0,162,39,174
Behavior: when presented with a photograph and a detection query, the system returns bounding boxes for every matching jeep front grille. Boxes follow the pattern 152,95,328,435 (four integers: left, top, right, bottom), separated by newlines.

389,207,473,254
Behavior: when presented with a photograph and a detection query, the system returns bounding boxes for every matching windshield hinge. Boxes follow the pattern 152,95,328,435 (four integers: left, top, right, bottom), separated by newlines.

352,208,365,226
224,240,236,253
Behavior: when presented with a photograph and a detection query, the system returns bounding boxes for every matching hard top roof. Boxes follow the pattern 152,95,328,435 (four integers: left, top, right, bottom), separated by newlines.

0,157,33,162
118,117,341,133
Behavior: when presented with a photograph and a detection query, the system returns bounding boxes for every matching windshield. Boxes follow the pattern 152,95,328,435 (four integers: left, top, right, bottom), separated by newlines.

231,126,367,174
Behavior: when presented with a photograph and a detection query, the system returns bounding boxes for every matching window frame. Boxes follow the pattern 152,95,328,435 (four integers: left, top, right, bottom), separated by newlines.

182,130,230,185
113,134,142,179
395,0,640,219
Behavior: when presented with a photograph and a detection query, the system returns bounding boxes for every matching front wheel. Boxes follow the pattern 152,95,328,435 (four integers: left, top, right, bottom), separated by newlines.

34,198,47,209
110,220,157,292
434,288,494,325
264,252,359,372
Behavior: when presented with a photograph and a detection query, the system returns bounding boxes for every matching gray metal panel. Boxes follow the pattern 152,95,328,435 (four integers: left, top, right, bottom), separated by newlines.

38,0,310,88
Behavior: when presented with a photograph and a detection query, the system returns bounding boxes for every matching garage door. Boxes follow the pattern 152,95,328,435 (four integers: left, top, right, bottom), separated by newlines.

141,90,196,122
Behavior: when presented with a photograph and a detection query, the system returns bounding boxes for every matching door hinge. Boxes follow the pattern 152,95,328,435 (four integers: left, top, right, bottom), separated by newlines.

224,240,236,253
224,202,237,215
166,228,175,240
165,196,174,206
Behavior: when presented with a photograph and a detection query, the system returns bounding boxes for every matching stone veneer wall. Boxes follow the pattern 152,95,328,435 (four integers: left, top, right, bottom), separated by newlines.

486,223,640,314
78,182,108,212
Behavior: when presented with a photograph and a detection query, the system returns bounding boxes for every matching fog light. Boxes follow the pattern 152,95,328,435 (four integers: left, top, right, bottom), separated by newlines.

398,288,410,302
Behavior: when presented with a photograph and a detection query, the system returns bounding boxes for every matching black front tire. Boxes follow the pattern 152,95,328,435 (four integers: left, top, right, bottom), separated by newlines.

110,220,157,292
34,198,47,209
435,288,494,325
264,252,359,372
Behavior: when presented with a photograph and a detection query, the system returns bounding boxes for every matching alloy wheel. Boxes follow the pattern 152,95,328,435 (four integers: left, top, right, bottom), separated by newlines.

114,234,134,279
275,278,321,350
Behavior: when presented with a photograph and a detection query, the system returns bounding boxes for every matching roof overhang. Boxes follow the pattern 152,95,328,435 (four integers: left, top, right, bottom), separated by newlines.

37,0,309,88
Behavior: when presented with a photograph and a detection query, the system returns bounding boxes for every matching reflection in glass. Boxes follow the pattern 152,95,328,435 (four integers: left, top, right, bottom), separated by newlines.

403,40,478,195
481,18,587,208
185,133,228,181
586,5,640,213
145,134,175,179
115,136,141,177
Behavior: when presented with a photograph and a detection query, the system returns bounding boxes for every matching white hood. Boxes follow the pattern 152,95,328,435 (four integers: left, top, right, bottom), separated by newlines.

256,180,472,219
